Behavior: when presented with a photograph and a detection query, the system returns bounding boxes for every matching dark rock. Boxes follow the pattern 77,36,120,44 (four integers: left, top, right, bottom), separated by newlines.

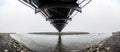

0,33,34,52
83,32,120,52
101,32,120,52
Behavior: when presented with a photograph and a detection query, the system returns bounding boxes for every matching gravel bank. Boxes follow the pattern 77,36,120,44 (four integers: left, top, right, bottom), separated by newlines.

0,33,34,52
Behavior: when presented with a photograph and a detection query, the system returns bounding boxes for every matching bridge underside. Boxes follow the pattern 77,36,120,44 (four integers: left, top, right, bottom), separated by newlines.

19,0,91,32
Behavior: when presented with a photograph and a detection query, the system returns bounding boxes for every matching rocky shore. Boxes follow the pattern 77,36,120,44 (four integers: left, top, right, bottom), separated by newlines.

0,33,33,52
83,32,120,52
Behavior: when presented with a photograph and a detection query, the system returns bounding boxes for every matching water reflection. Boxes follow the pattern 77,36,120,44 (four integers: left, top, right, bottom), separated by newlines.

54,34,65,52
10,33,111,52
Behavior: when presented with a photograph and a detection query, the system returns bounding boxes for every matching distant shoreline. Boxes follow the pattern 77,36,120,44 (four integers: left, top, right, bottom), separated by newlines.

0,33,16,34
29,32,89,35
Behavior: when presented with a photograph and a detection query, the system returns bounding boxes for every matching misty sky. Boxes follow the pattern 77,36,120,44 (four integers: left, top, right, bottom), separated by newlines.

0,0,120,33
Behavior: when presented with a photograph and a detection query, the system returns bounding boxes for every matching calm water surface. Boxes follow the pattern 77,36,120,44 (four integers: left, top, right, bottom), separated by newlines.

10,33,112,52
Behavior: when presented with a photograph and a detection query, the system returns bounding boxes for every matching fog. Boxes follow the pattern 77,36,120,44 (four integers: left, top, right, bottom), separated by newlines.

0,0,120,33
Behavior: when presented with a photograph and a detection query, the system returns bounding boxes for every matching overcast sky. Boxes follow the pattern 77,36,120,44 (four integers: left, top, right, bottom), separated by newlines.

0,0,120,33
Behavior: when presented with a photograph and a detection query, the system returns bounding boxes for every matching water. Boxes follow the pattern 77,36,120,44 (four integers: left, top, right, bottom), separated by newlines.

10,33,112,52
